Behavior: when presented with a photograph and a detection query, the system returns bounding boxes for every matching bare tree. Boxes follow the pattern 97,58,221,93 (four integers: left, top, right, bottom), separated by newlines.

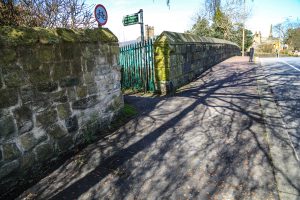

274,18,300,45
1,0,95,28
274,19,300,37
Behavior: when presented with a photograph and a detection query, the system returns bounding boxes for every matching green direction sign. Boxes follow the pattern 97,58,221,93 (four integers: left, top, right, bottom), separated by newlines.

123,13,139,26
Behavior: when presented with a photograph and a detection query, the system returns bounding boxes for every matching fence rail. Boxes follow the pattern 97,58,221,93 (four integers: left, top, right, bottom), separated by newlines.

119,39,155,92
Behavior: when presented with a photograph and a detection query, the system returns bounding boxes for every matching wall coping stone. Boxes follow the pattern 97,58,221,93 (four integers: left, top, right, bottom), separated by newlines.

0,26,118,47
155,31,239,47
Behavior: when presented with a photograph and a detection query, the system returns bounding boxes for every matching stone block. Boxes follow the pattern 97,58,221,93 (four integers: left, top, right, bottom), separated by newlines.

0,48,17,65
85,59,95,72
113,82,121,90
72,95,99,110
20,151,35,170
0,109,9,118
18,132,35,151
191,44,196,52
13,106,33,134
36,81,58,93
181,46,187,54
113,70,121,81
112,54,119,66
99,44,110,54
2,64,26,88
2,143,21,161
0,160,19,179
52,61,71,81
34,142,54,162
0,115,16,138
60,43,81,60
76,85,87,98
170,55,177,65
107,95,123,112
46,123,68,139
87,83,98,95
0,88,18,109
51,90,68,103
56,135,73,153
65,115,79,133
110,45,119,55
70,58,83,76
57,103,72,120
20,86,34,105
32,128,48,142
107,54,116,66
96,57,106,65
29,68,51,84
18,131,46,151
37,45,55,63
94,65,110,76
36,108,58,128
18,48,41,72
84,72,94,84
59,76,80,88
31,92,51,112
67,87,76,102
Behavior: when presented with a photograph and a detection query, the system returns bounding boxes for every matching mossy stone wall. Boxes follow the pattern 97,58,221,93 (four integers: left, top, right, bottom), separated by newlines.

0,26,123,194
154,31,240,93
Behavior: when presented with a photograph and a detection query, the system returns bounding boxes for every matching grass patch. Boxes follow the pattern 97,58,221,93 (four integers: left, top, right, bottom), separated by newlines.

110,103,138,129
83,103,138,142
122,103,138,117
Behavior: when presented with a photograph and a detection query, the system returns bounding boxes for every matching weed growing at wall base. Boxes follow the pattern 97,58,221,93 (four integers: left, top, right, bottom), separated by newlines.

110,104,138,130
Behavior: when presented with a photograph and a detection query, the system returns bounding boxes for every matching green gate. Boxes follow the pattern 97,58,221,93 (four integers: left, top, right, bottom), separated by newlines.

119,39,155,92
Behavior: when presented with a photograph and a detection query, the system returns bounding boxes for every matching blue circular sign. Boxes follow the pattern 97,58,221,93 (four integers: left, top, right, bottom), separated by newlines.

94,4,108,26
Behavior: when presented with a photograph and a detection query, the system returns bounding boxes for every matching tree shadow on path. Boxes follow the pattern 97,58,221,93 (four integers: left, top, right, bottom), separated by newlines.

19,57,299,200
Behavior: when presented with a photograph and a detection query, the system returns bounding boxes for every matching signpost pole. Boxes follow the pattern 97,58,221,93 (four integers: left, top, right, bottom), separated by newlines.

138,9,146,92
139,9,144,42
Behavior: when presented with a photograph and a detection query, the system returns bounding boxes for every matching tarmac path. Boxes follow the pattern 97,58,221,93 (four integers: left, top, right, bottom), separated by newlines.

18,57,281,200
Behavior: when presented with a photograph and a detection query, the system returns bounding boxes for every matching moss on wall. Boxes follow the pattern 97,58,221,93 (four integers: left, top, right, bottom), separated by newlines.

0,26,118,47
154,35,171,82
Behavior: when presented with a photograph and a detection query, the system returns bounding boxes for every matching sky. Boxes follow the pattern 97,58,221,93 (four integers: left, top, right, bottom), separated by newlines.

87,0,300,42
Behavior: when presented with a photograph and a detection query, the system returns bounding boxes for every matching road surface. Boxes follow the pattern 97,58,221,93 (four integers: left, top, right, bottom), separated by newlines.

260,57,300,158
259,57,300,200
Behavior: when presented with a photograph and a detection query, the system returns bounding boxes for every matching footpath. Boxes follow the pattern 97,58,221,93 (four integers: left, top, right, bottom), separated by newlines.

18,56,295,200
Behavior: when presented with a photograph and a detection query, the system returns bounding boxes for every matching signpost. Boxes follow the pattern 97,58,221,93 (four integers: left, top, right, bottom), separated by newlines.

122,9,144,42
122,10,146,92
94,4,108,27
123,13,139,26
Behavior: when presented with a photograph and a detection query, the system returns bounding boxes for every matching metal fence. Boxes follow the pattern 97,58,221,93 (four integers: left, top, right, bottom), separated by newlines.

119,39,155,92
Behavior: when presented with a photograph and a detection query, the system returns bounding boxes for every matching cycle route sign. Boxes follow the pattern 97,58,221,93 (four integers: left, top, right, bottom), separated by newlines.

94,4,108,26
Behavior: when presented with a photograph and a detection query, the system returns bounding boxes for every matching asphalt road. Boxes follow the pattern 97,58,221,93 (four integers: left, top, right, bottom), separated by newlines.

260,57,300,160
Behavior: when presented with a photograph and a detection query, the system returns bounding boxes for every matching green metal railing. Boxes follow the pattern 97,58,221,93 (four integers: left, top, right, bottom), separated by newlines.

119,39,155,92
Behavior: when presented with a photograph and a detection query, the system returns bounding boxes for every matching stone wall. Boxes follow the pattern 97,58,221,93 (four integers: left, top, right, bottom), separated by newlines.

154,31,240,93
0,26,123,193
